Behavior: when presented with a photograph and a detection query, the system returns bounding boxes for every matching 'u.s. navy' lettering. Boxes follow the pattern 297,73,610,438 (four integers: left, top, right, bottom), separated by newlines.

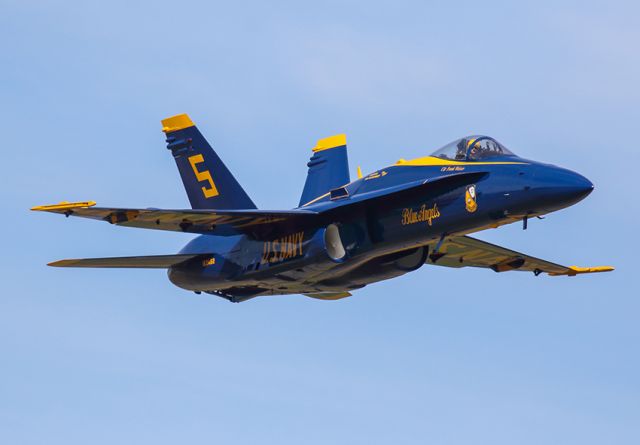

261,231,304,264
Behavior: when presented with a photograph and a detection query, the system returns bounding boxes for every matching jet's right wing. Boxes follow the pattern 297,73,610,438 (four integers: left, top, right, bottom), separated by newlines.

428,235,614,276
31,201,318,238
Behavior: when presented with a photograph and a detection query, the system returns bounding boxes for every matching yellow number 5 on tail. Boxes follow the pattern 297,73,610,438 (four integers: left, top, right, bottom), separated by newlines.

188,154,219,198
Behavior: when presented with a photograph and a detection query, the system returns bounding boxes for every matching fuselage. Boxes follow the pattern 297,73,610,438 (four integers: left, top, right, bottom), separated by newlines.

168,153,593,301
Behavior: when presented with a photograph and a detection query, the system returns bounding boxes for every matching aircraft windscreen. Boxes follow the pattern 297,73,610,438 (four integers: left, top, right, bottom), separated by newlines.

431,136,514,161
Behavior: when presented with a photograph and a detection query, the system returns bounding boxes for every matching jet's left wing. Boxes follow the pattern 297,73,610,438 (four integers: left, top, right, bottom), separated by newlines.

31,201,318,238
428,235,613,276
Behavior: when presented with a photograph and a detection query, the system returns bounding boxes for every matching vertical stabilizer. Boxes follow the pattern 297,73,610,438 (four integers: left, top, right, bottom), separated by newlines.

162,114,256,210
299,134,350,206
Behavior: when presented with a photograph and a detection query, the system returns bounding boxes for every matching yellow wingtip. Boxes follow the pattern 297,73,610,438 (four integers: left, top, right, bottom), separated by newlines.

47,260,67,267
31,201,96,212
312,134,346,152
549,266,615,276
161,113,195,133
357,166,363,179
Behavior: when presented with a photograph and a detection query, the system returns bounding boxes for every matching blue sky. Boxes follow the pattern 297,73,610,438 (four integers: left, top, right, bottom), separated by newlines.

1,0,638,443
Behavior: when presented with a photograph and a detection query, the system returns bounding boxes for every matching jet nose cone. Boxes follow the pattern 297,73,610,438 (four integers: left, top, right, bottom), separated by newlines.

562,171,594,201
524,166,594,214
549,168,594,208
576,173,594,195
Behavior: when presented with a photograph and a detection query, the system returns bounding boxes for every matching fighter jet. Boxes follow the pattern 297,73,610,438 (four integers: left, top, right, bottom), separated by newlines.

32,114,613,302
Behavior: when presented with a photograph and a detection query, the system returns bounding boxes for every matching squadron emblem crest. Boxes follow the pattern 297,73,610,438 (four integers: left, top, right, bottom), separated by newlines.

465,184,478,213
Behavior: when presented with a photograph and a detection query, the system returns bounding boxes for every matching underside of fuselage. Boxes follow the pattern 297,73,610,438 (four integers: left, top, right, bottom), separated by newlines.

169,244,431,303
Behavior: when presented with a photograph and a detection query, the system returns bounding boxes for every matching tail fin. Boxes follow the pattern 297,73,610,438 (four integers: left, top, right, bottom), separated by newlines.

161,114,256,210
298,134,350,207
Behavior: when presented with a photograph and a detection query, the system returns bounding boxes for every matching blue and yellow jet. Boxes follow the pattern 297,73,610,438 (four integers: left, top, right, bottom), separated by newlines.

32,114,613,302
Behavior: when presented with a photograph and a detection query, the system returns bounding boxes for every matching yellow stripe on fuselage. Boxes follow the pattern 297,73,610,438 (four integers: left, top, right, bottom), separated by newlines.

395,156,527,167
300,156,527,207
301,191,331,207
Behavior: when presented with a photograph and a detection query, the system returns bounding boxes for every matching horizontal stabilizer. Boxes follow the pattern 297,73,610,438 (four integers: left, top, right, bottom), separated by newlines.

49,254,203,268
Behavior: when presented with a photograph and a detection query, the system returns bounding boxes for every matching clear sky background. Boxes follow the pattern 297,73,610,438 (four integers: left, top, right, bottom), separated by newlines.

1,1,638,443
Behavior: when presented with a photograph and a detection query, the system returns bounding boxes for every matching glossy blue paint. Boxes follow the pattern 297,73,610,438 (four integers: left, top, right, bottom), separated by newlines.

36,128,604,301
164,136,595,302
166,124,257,210
299,144,350,207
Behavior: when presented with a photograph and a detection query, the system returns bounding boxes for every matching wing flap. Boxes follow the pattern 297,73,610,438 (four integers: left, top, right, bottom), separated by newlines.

429,236,614,276
48,254,203,268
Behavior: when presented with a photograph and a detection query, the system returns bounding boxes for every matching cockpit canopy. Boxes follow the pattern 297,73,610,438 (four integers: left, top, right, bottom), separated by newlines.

431,135,514,161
